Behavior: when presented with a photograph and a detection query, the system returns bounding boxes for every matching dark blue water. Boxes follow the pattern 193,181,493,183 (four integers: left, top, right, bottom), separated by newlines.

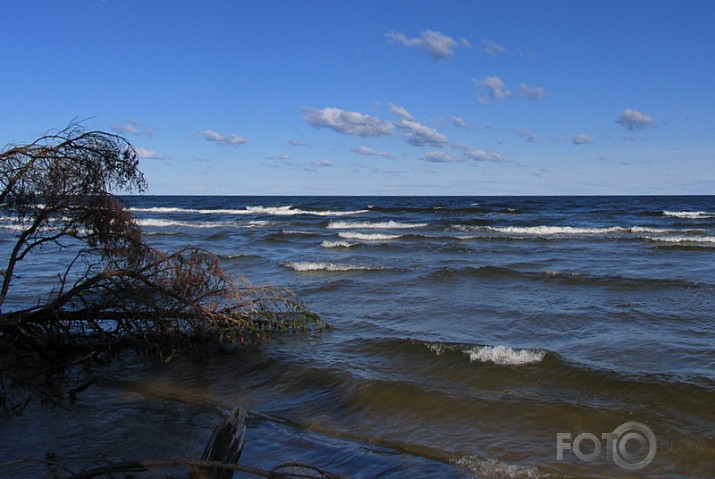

1,196,714,478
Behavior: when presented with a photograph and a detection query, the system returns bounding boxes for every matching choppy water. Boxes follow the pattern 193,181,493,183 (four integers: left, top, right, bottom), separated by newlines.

1,196,714,478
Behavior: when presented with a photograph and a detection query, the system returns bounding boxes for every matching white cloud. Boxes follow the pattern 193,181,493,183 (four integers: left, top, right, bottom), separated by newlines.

473,76,548,103
388,103,414,121
111,120,157,138
265,154,292,164
301,107,394,137
111,120,140,135
464,149,505,162
516,129,538,143
200,129,248,146
572,134,593,145
288,139,306,146
385,29,469,60
397,119,448,147
450,116,470,128
473,76,512,103
516,83,549,100
616,109,655,131
314,159,332,167
351,146,392,158
481,40,508,56
135,146,159,159
420,151,461,163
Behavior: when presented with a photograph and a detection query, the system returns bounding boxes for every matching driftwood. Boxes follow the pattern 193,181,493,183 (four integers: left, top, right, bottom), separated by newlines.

189,406,247,479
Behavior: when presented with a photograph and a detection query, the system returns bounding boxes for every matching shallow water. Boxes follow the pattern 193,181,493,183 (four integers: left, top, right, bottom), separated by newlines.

1,196,714,478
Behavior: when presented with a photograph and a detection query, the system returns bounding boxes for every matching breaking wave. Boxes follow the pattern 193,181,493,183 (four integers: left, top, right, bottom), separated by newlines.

644,235,715,244
327,220,428,229
136,218,231,228
426,342,546,366
662,210,715,219
129,205,368,216
338,232,403,241
320,241,356,249
284,262,386,272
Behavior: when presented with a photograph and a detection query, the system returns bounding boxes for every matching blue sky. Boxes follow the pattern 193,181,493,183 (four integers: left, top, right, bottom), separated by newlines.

2,1,714,195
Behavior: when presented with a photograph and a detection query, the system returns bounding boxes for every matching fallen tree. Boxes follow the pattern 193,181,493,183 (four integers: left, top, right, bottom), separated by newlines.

0,124,324,411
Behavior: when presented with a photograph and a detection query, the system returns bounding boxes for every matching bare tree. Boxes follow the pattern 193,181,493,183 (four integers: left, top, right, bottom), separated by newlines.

0,124,322,409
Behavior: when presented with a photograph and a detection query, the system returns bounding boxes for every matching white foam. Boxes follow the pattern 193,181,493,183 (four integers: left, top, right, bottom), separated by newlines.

544,270,578,278
645,235,715,244
467,345,545,366
0,224,28,231
244,220,272,228
663,210,715,219
281,229,316,235
338,232,403,241
327,220,428,229
424,342,545,366
629,226,686,234
285,261,382,272
129,205,367,216
137,218,230,228
454,457,540,478
487,226,627,235
129,207,239,214
426,343,447,356
320,241,356,248
245,206,368,216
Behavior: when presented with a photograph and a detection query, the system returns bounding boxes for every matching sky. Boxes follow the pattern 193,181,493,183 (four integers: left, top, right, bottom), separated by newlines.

2,0,714,195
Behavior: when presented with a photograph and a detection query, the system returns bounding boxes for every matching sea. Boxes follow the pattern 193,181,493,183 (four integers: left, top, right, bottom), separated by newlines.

1,196,714,478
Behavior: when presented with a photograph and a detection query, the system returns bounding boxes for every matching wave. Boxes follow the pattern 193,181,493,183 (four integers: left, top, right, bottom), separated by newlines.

426,342,545,366
644,235,715,244
280,229,321,236
424,266,712,291
284,261,386,272
485,225,625,235
320,241,356,249
129,206,246,215
327,220,428,230
356,338,715,392
244,220,272,228
129,205,368,216
0,224,27,231
663,210,715,219
338,232,403,241
454,457,539,479
367,205,492,214
136,218,231,228
217,253,262,260
246,206,369,216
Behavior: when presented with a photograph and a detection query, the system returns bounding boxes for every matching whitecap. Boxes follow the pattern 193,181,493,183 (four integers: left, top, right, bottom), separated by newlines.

136,218,230,228
645,235,715,244
424,342,545,366
467,345,545,366
327,220,428,229
338,232,403,241
129,206,249,214
245,205,368,216
320,241,356,248
663,210,715,219
284,262,383,272
129,205,368,216
486,226,627,235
